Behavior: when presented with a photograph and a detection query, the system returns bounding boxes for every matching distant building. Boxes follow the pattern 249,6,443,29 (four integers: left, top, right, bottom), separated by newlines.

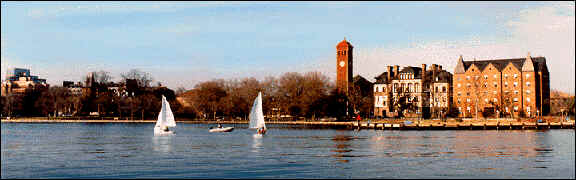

351,75,374,117
452,53,550,118
1,68,48,96
373,64,452,118
63,81,83,96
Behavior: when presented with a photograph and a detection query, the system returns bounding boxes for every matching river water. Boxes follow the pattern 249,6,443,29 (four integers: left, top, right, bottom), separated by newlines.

1,123,574,178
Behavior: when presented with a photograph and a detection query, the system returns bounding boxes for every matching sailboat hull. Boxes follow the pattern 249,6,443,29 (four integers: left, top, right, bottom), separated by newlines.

209,127,235,133
154,126,174,135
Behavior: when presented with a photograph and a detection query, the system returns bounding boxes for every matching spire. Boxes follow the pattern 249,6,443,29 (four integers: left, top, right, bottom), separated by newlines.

454,55,466,74
522,52,535,72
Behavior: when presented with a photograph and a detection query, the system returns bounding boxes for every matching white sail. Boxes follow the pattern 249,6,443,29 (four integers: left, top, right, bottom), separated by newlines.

163,96,176,127
155,95,176,128
248,92,266,129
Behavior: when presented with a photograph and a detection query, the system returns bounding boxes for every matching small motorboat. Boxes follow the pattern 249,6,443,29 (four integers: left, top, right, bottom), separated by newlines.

209,126,234,133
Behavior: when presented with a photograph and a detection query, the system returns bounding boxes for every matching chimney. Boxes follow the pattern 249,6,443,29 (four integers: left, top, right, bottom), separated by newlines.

421,64,427,80
393,65,399,78
432,64,438,81
387,66,392,82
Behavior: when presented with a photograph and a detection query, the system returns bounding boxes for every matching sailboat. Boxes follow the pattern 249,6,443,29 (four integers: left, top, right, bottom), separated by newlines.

154,95,176,135
249,91,266,135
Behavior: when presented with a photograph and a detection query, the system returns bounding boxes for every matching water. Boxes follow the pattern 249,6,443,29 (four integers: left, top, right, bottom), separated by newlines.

2,123,574,179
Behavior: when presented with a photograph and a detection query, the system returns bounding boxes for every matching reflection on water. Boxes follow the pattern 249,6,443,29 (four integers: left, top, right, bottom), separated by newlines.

152,136,173,153
251,134,263,153
1,123,574,179
331,132,353,163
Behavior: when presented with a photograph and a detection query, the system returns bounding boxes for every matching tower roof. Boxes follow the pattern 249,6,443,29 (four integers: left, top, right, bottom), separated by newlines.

337,38,353,48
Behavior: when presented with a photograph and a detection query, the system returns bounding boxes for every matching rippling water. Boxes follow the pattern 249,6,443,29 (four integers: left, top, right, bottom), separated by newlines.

1,123,574,178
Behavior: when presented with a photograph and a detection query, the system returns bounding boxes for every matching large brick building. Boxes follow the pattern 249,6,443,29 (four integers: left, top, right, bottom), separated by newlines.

452,53,550,118
373,64,452,118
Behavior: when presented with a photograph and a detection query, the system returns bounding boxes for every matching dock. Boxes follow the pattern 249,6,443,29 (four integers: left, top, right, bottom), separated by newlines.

354,120,575,130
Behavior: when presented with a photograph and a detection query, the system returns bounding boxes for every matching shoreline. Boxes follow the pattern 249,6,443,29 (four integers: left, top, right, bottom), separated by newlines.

2,118,574,130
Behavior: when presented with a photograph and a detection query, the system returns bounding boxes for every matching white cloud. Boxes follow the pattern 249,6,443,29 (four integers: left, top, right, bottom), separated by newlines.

305,3,575,94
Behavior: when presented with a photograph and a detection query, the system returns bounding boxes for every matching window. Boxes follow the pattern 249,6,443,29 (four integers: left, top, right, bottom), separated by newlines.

467,98,471,102
527,90,531,94
485,98,489,103
466,76,470,80
494,82,497,88
513,98,518,102
483,82,488,88
526,82,531,87
484,75,488,79
457,98,461,104
457,92,461,96
514,74,518,78
442,86,446,92
467,83,471,88
466,92,470,96
527,98,531,102
493,91,497,94
493,98,498,102
457,83,461,88
504,82,508,88
514,90,519,95
493,74,497,79
513,82,518,87
514,106,518,111
504,74,508,78
526,74,530,79
435,86,438,93
374,86,378,92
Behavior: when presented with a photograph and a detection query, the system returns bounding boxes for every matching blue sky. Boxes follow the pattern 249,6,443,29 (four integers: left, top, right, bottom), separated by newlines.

1,1,574,94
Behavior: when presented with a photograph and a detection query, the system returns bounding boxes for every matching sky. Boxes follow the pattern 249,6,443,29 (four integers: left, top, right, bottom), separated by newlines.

1,1,574,94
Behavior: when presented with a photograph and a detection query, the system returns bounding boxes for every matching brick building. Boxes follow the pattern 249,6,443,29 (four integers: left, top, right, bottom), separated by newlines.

336,38,353,95
452,53,550,118
373,64,452,118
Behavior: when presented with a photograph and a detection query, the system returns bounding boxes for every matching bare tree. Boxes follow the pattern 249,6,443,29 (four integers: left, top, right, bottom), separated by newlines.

121,69,153,88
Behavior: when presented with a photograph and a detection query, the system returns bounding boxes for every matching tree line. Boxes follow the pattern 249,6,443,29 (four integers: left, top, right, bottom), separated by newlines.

0,69,182,119
178,71,371,121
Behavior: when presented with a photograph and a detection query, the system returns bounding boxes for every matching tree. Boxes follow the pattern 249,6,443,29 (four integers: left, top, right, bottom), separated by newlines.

190,79,227,120
121,69,153,88
35,87,72,117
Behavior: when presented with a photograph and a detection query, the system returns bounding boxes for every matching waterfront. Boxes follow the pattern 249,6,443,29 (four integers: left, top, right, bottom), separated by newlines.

1,123,575,178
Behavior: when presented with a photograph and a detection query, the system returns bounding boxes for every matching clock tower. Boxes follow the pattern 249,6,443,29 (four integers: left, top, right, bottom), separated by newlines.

336,38,353,95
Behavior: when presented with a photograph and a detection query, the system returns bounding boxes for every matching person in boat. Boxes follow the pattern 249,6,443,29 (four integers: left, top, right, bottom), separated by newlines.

257,127,267,134
217,123,223,128
163,126,170,132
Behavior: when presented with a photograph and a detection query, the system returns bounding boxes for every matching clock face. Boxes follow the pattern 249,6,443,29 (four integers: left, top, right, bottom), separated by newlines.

339,61,345,67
